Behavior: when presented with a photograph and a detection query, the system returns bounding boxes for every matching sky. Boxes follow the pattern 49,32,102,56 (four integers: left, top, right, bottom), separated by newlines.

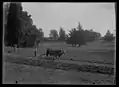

22,3,116,37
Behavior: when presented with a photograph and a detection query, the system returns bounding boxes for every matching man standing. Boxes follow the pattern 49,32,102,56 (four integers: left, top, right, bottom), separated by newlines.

33,40,40,57
33,46,37,57
46,48,50,56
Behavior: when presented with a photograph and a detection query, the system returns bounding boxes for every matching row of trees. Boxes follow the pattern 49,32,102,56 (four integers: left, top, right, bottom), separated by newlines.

4,2,44,47
66,22,101,47
48,22,101,46
48,22,115,47
49,27,66,41
47,3,116,46
4,2,115,48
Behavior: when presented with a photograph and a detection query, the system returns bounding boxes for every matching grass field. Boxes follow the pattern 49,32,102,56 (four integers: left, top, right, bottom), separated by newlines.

4,40,115,63
3,62,114,84
3,40,116,84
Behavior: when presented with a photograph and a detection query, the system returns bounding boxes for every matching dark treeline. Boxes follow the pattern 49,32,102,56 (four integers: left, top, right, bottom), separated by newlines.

4,2,44,48
4,2,115,48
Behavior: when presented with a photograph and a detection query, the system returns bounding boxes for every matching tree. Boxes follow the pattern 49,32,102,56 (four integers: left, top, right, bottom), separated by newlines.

66,27,86,47
59,27,66,41
68,28,77,38
83,29,101,42
3,2,10,45
5,2,22,46
39,28,44,38
106,30,111,36
77,22,83,31
103,30,114,42
18,11,35,47
66,28,76,46
4,2,44,48
49,29,58,40
37,28,44,41
19,11,33,37
65,34,69,40
24,34,37,48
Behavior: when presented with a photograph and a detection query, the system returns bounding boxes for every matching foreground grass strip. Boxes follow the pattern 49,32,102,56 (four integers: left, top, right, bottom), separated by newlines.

4,54,114,75
62,58,114,65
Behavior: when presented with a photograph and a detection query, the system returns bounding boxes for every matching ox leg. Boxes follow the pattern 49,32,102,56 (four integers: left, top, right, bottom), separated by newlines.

46,53,48,56
54,56,57,60
58,56,60,60
53,56,56,61
54,56,56,60
57,56,58,60
56,55,59,60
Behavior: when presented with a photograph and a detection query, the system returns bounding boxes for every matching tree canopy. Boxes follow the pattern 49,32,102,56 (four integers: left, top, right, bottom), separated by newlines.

4,2,44,47
66,22,101,47
49,29,58,40
66,27,86,47
59,27,66,41
103,30,114,42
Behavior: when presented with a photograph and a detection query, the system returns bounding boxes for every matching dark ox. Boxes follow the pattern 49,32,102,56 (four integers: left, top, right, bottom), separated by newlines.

46,48,65,60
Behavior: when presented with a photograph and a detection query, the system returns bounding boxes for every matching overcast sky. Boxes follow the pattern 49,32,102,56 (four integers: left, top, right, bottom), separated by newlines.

22,3,115,37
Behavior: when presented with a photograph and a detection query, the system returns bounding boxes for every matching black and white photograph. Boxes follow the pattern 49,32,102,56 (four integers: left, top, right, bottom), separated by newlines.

3,2,116,84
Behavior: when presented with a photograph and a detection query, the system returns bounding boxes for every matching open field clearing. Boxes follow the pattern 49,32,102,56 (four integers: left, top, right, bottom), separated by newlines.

4,40,115,64
3,40,116,84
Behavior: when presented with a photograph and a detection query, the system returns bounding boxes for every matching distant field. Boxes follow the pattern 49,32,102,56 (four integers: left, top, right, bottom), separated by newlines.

4,40,115,64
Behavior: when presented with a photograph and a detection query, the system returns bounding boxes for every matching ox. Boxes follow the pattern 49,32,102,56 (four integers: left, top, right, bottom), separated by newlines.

46,48,66,60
